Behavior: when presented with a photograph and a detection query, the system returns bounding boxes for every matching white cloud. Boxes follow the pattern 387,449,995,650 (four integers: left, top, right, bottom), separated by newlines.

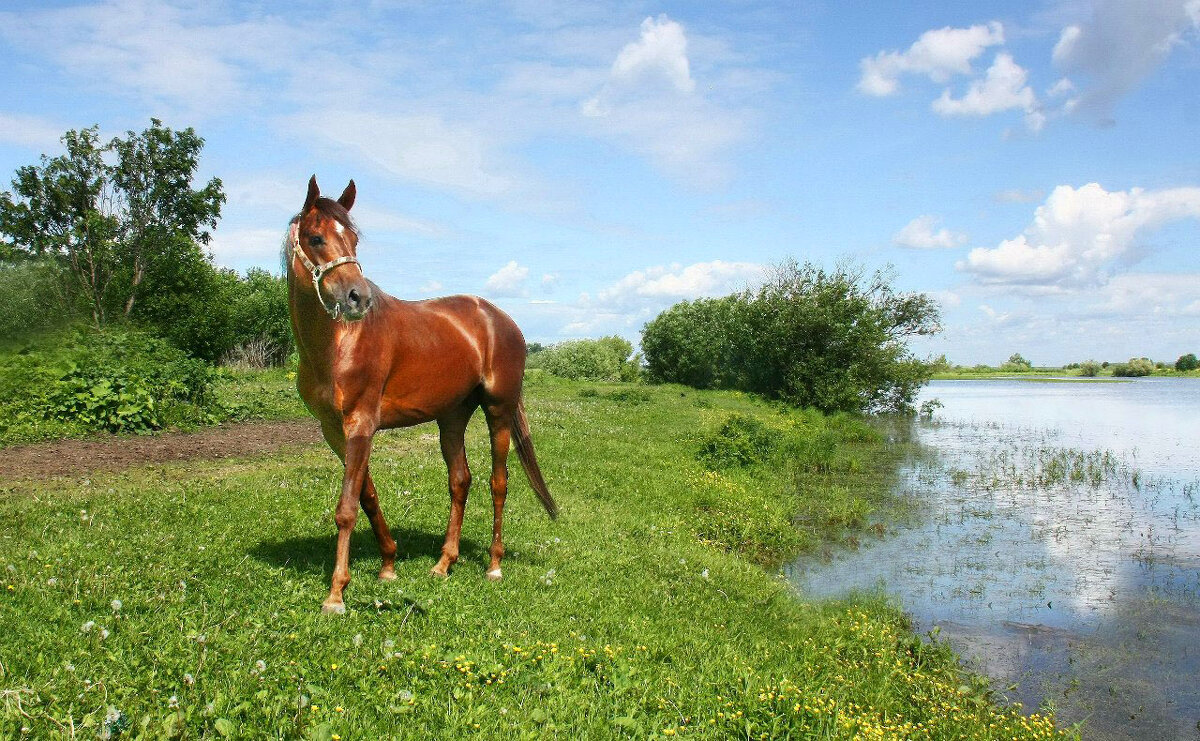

1052,0,1200,119
857,22,1005,96
581,15,746,184
959,183,1200,287
284,111,517,198
594,260,766,310
931,53,1041,130
0,113,67,150
608,15,695,94
994,187,1045,204
419,279,443,294
208,226,286,270
485,261,531,297
893,214,968,249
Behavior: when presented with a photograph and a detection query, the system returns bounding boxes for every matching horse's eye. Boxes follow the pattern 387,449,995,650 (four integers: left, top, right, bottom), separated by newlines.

308,235,325,248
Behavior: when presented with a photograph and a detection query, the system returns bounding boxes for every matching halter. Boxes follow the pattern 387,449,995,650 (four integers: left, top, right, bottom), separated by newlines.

290,222,362,319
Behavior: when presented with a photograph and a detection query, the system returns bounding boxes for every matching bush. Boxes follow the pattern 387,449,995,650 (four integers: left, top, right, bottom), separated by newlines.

697,414,777,468
999,353,1032,372
1111,357,1155,377
641,261,939,414
527,335,639,382
1078,360,1101,377
0,259,77,344
0,326,219,441
1176,353,1198,372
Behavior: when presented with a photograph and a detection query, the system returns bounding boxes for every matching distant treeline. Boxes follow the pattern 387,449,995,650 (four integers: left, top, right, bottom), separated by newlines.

934,352,1199,377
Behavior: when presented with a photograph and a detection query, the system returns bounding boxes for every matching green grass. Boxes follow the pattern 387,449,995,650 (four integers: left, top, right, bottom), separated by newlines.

0,375,1070,739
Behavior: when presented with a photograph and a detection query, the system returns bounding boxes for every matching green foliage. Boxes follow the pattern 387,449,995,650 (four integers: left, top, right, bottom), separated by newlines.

697,413,777,468
1078,360,1101,377
999,353,1032,372
526,335,639,382
1111,357,1154,377
0,259,77,343
0,326,219,442
642,261,940,413
1175,353,1198,372
0,120,224,328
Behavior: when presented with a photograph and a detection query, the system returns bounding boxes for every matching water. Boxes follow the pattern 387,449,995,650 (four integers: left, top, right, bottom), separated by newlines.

790,378,1200,740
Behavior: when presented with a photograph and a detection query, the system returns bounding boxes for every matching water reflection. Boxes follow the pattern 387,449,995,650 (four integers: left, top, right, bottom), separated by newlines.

790,378,1200,740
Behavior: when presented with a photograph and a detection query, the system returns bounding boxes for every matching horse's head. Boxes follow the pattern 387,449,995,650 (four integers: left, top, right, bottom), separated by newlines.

290,175,373,321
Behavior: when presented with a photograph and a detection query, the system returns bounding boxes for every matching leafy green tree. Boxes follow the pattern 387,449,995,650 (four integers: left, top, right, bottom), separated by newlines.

1078,360,1101,377
0,120,224,328
641,260,940,414
109,119,225,317
1000,353,1032,372
225,268,292,364
1111,357,1155,377
1176,353,1198,371
527,335,639,382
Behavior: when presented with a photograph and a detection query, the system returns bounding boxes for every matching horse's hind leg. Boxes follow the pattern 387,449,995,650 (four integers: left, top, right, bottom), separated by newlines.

431,408,473,577
482,404,513,581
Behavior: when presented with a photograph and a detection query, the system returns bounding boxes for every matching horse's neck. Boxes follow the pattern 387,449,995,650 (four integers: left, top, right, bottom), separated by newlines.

288,274,341,371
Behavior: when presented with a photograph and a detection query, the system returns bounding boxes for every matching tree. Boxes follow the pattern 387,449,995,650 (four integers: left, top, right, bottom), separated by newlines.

0,120,224,327
1001,353,1032,371
110,119,225,317
1176,353,1198,372
1078,360,1101,377
641,260,940,414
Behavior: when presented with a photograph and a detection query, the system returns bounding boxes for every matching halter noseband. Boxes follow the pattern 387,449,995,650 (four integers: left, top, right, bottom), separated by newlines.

290,222,362,319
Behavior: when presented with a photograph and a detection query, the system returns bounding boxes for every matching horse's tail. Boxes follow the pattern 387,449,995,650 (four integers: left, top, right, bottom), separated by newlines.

512,398,558,520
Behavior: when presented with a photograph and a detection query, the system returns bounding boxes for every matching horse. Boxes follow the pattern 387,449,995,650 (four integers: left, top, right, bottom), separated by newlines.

284,175,558,614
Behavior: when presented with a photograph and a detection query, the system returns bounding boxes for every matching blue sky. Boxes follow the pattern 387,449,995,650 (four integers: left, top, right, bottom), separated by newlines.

1,0,1198,365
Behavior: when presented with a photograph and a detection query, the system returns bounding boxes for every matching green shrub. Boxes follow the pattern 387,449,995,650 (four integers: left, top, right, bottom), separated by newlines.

1078,360,1101,377
0,259,77,344
641,261,939,414
527,336,638,382
0,326,218,441
1176,353,1198,372
697,413,777,468
1111,357,1154,377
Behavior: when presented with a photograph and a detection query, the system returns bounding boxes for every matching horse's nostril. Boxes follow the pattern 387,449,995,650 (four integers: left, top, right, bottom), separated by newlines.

348,288,361,306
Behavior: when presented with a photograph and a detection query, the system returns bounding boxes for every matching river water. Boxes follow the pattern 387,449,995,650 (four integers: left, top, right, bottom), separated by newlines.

790,378,1200,740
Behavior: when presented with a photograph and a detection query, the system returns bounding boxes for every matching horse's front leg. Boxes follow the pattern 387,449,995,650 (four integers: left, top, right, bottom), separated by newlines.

322,418,375,614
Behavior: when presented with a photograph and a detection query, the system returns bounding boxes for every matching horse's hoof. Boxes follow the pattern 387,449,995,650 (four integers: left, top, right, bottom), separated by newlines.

378,568,397,581
429,566,449,578
486,568,503,582
321,601,346,615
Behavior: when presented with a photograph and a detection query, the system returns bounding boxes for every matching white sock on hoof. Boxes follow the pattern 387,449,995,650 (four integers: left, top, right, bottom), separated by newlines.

486,568,503,581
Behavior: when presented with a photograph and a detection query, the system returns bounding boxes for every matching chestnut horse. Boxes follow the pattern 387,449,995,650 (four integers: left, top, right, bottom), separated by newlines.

285,176,557,614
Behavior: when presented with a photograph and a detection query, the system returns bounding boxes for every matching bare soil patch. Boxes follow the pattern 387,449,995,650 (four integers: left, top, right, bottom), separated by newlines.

0,419,323,482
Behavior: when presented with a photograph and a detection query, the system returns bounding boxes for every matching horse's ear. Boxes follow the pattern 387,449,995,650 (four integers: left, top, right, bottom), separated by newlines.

303,175,320,214
338,180,356,211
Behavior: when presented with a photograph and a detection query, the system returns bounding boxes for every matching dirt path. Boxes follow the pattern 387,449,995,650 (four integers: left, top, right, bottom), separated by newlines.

0,419,324,481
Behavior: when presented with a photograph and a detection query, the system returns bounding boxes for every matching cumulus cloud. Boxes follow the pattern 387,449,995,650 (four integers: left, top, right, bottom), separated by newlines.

959,183,1200,287
931,53,1042,130
893,215,968,249
594,260,766,311
1052,0,1200,119
485,261,531,297
581,15,746,183
208,226,288,270
857,22,1005,96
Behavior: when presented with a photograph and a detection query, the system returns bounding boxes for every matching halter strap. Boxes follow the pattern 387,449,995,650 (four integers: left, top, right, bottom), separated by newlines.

290,222,362,319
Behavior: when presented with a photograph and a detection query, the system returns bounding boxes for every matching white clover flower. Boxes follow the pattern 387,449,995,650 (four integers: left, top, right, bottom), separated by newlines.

99,628,109,640
47,578,57,586
353,633,363,647
701,569,710,580
383,639,395,650
111,599,122,612
81,620,96,633
183,673,195,686
168,695,179,709
255,660,266,674
398,689,414,702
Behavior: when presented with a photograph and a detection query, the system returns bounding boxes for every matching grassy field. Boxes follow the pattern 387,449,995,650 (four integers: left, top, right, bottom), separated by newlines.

0,373,1070,739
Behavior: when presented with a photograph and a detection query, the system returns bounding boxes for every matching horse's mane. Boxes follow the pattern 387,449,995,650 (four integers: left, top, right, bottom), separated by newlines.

279,198,361,276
